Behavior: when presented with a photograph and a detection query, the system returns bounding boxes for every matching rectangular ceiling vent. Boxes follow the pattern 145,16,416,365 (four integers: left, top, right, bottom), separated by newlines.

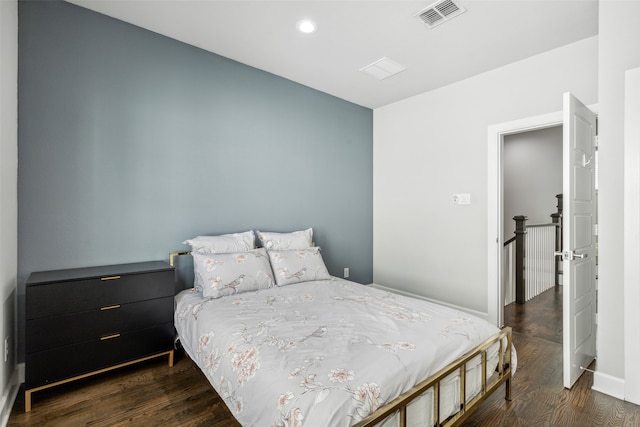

414,0,466,29
360,57,407,81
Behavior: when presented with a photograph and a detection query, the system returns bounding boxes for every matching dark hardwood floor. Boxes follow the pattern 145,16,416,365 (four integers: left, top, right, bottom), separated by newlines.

458,286,640,426
9,286,640,426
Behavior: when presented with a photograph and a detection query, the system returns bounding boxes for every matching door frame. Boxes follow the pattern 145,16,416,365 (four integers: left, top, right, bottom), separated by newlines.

487,111,562,327
624,67,640,404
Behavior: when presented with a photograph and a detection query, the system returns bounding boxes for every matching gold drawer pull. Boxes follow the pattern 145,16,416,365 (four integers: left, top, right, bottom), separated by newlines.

100,275,121,281
100,305,120,311
100,333,121,341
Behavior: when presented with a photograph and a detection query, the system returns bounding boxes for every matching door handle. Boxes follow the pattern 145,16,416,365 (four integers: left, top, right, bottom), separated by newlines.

555,250,588,260
555,251,569,260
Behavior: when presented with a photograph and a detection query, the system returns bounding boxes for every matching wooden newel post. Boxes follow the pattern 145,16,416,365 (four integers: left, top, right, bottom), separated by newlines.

551,212,561,286
514,215,527,304
555,194,563,216
553,194,563,286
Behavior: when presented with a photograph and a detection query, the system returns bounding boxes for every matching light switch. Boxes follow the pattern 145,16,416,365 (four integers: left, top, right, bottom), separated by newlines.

453,193,471,205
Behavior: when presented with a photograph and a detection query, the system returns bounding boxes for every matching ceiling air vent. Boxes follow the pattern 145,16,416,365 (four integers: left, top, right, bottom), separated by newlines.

360,57,407,81
414,0,466,29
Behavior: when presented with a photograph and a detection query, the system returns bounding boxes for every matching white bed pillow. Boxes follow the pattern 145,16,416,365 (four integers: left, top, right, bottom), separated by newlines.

183,231,255,255
256,228,313,250
267,247,331,286
194,248,275,299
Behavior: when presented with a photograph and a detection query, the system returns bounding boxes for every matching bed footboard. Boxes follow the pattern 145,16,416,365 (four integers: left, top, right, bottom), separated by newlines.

352,326,513,427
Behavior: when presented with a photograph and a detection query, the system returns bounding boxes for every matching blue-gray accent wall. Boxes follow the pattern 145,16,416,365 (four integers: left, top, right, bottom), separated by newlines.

18,1,373,357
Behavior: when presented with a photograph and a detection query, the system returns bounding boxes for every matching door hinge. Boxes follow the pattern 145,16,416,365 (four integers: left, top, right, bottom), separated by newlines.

594,135,599,148
593,224,598,236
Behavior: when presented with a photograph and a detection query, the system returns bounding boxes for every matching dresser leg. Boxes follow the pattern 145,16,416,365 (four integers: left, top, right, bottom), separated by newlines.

25,390,32,413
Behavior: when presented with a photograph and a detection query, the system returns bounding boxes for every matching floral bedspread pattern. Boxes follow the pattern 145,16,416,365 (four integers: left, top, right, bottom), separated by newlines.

175,279,502,427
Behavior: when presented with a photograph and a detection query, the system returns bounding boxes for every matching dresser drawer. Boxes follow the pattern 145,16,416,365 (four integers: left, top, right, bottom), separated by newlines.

26,270,174,319
26,297,174,354
25,322,174,389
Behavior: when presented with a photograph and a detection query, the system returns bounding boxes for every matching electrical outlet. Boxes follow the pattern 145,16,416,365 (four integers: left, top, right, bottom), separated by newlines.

343,267,350,278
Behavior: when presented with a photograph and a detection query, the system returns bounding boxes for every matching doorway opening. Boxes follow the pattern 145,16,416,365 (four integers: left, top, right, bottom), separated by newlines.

487,110,563,328
487,97,598,389
502,125,564,346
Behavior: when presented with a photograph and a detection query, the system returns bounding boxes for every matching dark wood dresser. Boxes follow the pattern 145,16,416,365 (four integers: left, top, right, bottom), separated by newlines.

25,261,175,412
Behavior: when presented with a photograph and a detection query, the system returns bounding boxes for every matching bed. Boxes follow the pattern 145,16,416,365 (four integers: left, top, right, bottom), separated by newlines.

171,230,514,427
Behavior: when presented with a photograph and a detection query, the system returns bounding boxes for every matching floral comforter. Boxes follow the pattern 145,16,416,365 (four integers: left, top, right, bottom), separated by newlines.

174,278,503,427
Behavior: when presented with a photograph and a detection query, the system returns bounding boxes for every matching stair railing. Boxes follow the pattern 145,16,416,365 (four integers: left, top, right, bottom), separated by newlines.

503,194,562,305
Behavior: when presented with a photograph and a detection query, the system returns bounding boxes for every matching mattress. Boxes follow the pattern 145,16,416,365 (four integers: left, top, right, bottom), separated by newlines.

174,277,509,426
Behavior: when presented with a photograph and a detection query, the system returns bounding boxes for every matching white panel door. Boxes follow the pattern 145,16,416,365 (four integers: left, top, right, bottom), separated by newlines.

562,92,597,389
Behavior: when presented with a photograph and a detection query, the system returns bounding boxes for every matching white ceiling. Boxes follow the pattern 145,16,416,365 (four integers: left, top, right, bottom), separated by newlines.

66,0,599,109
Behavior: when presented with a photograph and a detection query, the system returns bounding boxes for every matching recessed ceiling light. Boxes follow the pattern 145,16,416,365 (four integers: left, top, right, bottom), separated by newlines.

296,19,317,34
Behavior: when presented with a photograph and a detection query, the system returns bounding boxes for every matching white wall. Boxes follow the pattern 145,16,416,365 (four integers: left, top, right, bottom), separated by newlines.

594,0,640,400
373,36,597,315
503,126,563,240
0,0,19,422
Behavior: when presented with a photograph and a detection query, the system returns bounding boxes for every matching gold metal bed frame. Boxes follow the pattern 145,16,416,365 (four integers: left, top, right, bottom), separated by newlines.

353,327,512,427
169,251,512,427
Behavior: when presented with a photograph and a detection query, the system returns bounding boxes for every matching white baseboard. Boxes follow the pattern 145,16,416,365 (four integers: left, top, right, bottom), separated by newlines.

0,363,22,427
368,283,489,321
592,371,625,400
